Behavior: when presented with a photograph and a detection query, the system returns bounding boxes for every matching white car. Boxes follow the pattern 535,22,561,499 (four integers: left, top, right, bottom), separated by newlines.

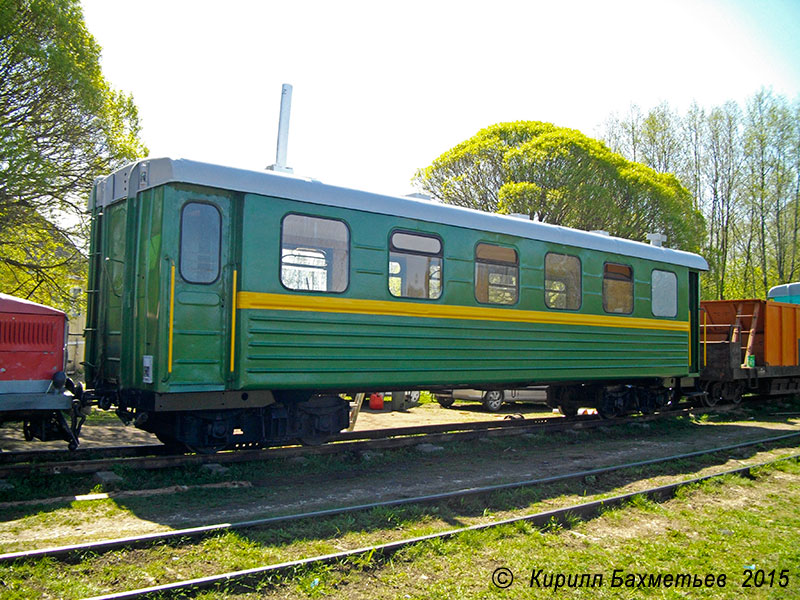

434,387,548,412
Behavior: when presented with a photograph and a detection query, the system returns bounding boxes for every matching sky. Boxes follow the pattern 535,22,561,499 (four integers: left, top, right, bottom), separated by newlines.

81,0,800,197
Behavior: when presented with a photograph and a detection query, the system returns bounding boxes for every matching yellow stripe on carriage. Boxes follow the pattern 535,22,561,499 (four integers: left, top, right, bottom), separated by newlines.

236,291,690,333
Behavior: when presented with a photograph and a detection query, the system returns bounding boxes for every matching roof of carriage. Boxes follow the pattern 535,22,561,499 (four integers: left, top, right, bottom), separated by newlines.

0,293,66,316
768,282,800,298
92,157,708,271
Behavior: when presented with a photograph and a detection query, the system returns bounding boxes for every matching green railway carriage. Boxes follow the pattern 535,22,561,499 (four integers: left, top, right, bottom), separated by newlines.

84,158,708,450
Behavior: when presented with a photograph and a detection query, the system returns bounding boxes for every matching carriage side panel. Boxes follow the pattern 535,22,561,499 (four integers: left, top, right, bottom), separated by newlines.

235,192,692,393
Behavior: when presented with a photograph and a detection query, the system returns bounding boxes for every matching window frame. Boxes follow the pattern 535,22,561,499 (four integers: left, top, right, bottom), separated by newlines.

651,269,678,318
388,229,444,300
474,242,519,306
279,213,351,294
179,201,222,285
544,252,582,311
602,261,634,315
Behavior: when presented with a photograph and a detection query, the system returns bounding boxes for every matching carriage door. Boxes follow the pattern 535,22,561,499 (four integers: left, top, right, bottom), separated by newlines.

169,196,232,390
689,271,700,374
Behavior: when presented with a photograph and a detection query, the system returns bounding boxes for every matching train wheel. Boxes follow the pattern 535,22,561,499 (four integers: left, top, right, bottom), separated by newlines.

725,382,744,404
702,382,722,407
597,391,623,419
596,403,620,419
638,391,656,415
482,390,504,412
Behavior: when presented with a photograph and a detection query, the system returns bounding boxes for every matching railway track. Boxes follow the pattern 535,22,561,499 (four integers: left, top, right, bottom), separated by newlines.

111,454,798,600
0,414,578,476
0,405,731,478
4,432,798,599
0,413,569,466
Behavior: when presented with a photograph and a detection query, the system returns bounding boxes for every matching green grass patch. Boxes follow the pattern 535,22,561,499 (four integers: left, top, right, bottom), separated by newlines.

3,458,797,599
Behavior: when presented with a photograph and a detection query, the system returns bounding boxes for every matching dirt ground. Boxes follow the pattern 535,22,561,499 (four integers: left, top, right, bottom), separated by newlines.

354,396,556,429
1,403,799,552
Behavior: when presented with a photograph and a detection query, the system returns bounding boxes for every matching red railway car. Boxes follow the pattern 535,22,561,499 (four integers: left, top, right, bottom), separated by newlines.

0,294,83,448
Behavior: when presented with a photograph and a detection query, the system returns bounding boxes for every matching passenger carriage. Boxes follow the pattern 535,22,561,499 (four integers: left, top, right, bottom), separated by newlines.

84,158,708,450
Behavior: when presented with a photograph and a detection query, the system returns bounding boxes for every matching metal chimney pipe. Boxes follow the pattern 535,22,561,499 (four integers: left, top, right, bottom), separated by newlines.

267,83,293,173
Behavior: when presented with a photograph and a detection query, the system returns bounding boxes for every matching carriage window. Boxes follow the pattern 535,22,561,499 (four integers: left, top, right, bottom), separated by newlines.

545,253,581,310
603,263,633,314
180,202,221,284
389,231,442,299
281,215,349,292
475,243,518,305
651,270,677,317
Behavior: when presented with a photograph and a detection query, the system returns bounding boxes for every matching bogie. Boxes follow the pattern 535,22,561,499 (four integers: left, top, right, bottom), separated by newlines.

548,383,676,419
124,395,350,452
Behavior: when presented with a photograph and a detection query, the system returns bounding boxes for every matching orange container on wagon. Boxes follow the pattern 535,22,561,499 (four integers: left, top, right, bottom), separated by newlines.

763,301,800,366
701,299,800,368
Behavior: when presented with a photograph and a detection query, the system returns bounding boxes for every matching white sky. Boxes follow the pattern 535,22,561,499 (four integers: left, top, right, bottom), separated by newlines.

81,0,800,197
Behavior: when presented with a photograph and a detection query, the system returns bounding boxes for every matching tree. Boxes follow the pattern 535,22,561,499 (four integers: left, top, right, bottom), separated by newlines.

790,100,800,283
414,121,705,252
703,102,742,299
603,105,644,163
413,121,557,213
640,102,683,176
681,102,706,211
601,92,800,300
0,0,147,309
741,90,798,297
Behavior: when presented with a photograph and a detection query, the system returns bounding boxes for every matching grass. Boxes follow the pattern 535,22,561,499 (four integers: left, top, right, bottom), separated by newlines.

270,460,800,600
83,409,123,425
1,455,798,599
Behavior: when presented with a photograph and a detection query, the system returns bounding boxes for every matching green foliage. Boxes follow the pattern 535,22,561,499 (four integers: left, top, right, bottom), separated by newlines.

0,0,147,310
414,122,557,213
604,91,800,300
414,121,704,252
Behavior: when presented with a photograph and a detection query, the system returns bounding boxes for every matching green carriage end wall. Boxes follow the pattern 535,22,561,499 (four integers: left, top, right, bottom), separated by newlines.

86,181,697,398
86,186,168,390
88,183,233,394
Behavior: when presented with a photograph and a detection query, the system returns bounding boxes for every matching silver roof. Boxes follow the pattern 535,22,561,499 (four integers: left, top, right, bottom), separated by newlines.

92,157,709,271
768,282,800,297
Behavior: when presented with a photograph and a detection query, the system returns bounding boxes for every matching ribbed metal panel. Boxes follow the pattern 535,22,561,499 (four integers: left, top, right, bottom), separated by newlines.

0,316,56,350
240,310,688,390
